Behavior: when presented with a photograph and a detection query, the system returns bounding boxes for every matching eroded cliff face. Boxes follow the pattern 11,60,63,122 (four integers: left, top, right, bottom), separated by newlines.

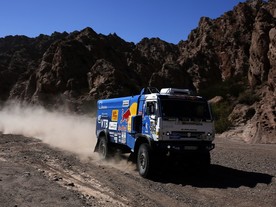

0,0,275,143
244,1,276,143
178,0,276,143
229,0,276,143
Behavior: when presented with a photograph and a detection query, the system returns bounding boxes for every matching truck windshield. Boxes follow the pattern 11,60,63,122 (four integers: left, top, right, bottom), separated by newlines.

160,98,211,121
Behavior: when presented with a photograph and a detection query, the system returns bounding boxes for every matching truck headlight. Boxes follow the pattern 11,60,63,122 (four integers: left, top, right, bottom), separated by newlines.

206,132,213,140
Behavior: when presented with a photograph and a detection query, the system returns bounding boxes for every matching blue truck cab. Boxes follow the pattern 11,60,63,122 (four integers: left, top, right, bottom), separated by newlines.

95,87,215,177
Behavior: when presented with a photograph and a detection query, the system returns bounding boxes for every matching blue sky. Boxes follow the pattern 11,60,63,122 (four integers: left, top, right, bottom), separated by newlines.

0,0,247,44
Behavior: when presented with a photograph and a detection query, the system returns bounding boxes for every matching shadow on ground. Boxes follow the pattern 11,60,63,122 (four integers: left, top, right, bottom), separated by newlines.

150,164,274,188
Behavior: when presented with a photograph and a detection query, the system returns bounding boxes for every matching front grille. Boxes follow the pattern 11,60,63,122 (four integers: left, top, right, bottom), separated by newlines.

169,131,204,139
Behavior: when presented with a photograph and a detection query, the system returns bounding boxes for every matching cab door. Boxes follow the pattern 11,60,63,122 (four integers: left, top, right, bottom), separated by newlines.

142,101,158,138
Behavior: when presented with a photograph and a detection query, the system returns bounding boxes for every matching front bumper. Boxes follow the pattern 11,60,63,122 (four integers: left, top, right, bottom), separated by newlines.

151,140,215,155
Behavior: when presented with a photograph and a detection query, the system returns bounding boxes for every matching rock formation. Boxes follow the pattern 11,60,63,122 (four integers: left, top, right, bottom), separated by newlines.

0,0,275,143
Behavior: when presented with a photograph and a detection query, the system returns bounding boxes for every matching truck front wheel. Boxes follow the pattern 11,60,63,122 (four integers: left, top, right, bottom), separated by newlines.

137,143,153,178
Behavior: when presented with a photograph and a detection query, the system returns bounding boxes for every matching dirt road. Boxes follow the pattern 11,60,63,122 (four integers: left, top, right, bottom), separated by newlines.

0,133,275,207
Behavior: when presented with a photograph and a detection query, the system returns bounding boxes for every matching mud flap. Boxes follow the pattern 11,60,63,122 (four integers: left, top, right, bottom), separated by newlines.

94,138,100,152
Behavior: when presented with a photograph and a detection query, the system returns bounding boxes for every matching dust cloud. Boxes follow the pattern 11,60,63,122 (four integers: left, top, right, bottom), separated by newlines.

0,102,136,172
0,102,96,158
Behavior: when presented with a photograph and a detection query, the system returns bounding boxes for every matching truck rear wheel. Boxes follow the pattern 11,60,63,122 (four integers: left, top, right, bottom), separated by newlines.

137,143,153,178
98,136,109,160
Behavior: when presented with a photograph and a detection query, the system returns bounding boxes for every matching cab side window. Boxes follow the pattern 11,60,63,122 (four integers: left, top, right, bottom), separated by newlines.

146,102,156,115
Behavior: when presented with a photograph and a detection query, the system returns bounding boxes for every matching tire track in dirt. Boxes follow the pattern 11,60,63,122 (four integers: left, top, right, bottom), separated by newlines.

34,160,129,206
0,136,129,206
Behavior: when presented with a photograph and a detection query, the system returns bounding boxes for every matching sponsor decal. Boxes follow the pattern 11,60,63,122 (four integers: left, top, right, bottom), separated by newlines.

123,100,129,107
112,110,119,121
121,102,138,123
98,101,107,109
101,119,108,129
101,113,108,117
145,122,149,133
97,115,101,123
121,132,126,144
121,109,131,123
118,126,127,131
114,133,118,143
109,122,118,130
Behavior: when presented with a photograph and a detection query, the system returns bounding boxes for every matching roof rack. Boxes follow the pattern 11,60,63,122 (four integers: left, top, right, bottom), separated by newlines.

160,88,193,95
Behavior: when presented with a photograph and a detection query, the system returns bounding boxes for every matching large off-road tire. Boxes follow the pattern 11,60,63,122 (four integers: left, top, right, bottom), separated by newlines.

98,136,109,160
137,143,153,178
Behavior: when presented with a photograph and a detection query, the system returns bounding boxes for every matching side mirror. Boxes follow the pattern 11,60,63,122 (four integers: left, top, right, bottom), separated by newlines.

150,115,156,120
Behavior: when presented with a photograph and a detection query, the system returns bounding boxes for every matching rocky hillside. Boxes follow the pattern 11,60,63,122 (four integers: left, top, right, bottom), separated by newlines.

0,0,275,143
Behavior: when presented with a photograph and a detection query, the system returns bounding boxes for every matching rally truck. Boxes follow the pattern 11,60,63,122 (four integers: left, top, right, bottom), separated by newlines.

94,87,215,178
